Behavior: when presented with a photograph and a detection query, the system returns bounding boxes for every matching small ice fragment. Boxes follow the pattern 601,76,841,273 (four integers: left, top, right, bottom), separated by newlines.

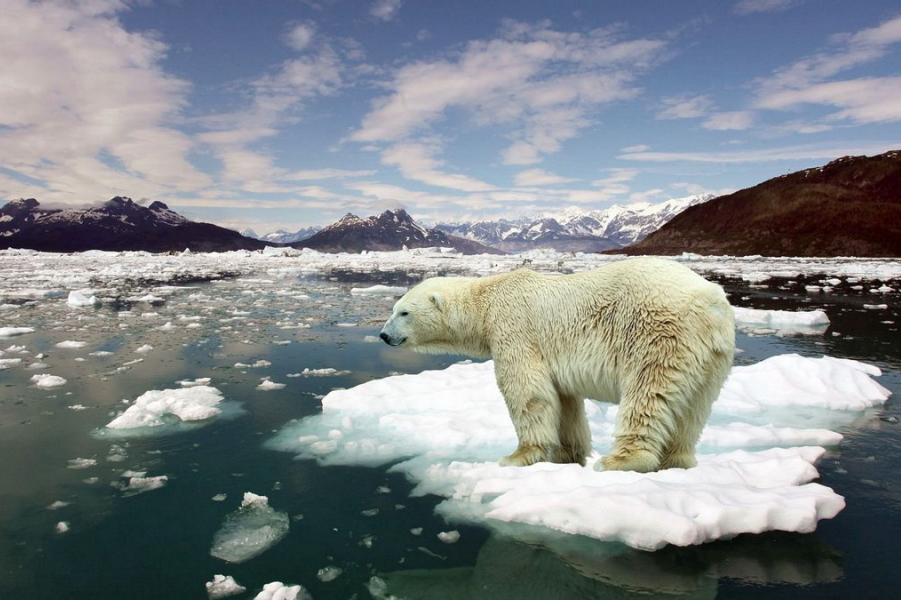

410,527,423,536
47,501,70,510
252,581,311,600
67,291,99,307
212,494,227,502
68,404,89,411
437,530,460,544
316,565,343,582
206,574,246,599
55,521,70,534
67,458,97,469
56,340,87,349
367,577,390,600
257,379,286,391
361,508,379,517
0,327,35,338
31,373,67,388
120,475,168,496
135,344,153,354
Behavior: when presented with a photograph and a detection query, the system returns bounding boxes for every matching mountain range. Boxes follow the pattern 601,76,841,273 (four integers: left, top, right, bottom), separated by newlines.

432,194,713,253
291,209,502,255
0,197,266,253
619,150,901,257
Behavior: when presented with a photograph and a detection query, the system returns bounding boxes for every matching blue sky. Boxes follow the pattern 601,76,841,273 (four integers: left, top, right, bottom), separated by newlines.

2,0,900,234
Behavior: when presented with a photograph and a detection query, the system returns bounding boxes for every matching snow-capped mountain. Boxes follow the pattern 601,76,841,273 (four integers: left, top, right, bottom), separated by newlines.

293,209,502,255
434,194,715,252
253,227,321,245
0,197,267,253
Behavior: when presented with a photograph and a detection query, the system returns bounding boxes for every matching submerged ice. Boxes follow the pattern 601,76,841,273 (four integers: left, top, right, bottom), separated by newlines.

268,354,891,551
210,493,290,564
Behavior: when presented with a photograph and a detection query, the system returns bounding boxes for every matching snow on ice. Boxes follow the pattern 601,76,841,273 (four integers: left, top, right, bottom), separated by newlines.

206,574,246,599
268,354,891,551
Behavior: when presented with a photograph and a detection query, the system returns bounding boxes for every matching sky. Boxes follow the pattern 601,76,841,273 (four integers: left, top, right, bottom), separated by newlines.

2,0,901,235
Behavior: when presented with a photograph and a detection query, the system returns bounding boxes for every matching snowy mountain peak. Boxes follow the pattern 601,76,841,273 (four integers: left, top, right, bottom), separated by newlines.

434,194,715,252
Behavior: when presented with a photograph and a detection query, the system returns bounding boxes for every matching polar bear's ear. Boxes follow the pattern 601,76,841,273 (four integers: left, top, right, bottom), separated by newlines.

429,293,442,311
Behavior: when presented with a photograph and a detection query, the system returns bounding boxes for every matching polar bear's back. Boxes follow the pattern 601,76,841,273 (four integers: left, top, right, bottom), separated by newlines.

485,258,733,403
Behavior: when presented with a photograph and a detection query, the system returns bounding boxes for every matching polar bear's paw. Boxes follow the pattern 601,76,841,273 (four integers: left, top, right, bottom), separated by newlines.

499,445,547,467
595,449,660,473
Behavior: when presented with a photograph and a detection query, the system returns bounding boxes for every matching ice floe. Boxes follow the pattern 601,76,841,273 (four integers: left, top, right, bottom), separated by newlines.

210,493,290,564
268,354,891,550
252,581,311,600
103,385,227,433
732,306,830,336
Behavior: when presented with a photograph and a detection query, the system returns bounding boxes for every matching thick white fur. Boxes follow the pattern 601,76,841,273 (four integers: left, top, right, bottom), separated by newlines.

379,257,735,472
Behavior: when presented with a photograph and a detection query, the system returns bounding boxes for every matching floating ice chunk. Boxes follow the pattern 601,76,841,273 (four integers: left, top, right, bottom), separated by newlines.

105,386,225,430
289,367,351,377
732,306,830,336
437,530,460,544
350,285,408,295
0,327,35,338
0,358,22,369
268,354,891,550
67,290,99,307
119,475,168,497
135,344,153,354
47,500,70,510
31,373,67,388
56,521,70,534
56,340,87,349
257,379,286,391
178,377,212,387
206,574,246,599
316,565,343,582
210,493,290,564
252,582,311,600
67,458,97,469
864,304,888,310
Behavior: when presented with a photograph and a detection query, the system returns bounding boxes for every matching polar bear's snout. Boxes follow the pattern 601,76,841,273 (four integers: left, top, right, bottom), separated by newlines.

379,319,407,346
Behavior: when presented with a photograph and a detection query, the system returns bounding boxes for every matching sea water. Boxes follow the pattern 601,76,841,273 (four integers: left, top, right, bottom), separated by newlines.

0,250,898,599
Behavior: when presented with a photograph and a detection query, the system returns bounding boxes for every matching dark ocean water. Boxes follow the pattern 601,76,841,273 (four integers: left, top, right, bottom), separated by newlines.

0,270,898,600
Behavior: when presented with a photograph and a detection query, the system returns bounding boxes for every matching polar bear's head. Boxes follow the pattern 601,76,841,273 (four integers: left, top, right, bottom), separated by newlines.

379,278,448,351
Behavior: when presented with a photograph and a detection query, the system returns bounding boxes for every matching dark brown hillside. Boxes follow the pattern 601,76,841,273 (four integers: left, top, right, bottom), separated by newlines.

614,150,901,257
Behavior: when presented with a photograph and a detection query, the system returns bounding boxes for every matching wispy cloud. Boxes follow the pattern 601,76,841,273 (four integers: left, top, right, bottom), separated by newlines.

371,0,403,22
753,15,901,125
381,142,496,192
618,142,901,163
734,0,801,16
351,21,667,168
513,168,579,187
703,111,756,131
656,94,714,120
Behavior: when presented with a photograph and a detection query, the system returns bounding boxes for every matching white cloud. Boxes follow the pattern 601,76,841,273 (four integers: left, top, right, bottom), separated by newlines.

285,22,316,51
0,0,210,203
656,95,714,120
618,142,901,164
734,0,800,15
371,0,403,22
351,21,666,166
381,142,496,192
285,169,377,181
513,169,579,187
703,111,756,131
753,14,901,126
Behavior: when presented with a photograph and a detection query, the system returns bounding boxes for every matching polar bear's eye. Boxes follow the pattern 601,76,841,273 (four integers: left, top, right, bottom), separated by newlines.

399,310,410,317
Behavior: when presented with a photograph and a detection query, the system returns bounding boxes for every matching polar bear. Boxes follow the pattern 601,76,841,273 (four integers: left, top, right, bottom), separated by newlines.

379,258,735,472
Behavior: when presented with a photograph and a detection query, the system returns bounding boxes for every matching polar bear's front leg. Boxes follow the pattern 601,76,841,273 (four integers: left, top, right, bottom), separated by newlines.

495,363,566,466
